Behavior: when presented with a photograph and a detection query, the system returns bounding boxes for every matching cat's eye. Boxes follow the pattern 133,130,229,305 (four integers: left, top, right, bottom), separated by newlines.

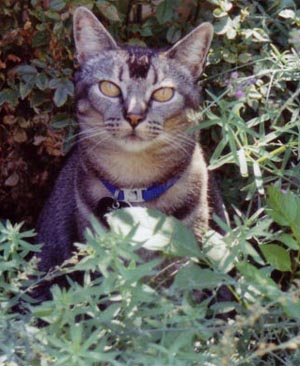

152,87,174,102
99,81,121,98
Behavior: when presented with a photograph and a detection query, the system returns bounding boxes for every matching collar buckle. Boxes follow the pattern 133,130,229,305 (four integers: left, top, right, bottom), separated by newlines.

122,188,145,203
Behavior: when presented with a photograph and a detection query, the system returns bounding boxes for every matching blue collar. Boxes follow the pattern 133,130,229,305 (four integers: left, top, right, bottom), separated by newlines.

100,176,179,203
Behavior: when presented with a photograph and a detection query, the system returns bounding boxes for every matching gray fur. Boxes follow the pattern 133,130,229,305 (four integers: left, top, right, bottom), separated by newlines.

37,7,215,276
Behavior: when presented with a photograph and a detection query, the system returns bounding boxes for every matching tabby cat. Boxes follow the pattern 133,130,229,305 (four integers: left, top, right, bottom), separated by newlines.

37,6,220,276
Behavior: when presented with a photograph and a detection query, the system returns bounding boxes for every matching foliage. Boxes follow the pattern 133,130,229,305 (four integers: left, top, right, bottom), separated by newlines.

1,202,300,366
1,0,300,365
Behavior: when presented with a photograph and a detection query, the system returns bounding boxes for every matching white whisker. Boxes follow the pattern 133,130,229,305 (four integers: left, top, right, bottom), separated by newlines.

160,132,195,158
71,127,107,143
87,133,110,154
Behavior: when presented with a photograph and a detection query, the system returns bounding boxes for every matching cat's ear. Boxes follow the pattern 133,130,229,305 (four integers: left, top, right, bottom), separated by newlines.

73,6,119,64
164,23,213,78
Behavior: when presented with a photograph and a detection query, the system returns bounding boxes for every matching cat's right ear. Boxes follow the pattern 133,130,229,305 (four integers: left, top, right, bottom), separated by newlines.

73,7,118,64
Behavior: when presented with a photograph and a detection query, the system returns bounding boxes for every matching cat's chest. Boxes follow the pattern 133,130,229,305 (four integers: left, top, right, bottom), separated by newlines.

81,143,187,187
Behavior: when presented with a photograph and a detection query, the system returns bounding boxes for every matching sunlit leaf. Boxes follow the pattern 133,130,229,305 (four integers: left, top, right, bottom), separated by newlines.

108,207,202,258
260,244,292,272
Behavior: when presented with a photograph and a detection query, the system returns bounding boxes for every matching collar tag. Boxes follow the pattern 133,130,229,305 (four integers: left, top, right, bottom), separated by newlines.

100,175,180,203
122,188,145,202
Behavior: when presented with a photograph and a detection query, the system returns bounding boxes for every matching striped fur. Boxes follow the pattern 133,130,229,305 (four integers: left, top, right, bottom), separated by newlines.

36,6,214,273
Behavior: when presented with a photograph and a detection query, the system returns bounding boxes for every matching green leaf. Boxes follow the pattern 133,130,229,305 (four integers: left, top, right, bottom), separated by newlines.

31,304,55,317
277,233,299,250
260,244,291,272
52,114,75,129
49,0,66,11
214,16,230,35
54,87,68,107
16,65,38,76
97,1,121,22
32,31,50,47
20,77,35,99
173,263,229,289
53,79,74,107
156,0,174,24
31,90,48,107
166,26,181,44
236,262,276,287
281,293,300,320
267,186,300,229
49,78,62,89
0,88,19,107
35,73,49,90
32,59,47,69
139,26,153,37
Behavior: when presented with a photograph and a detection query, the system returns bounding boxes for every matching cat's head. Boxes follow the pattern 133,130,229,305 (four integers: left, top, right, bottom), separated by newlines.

73,7,213,153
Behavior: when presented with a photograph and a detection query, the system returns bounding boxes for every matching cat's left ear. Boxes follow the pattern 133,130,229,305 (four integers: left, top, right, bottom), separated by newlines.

164,23,214,78
73,6,119,64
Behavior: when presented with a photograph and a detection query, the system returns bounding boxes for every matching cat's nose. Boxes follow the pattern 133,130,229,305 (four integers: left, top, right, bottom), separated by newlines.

125,113,144,127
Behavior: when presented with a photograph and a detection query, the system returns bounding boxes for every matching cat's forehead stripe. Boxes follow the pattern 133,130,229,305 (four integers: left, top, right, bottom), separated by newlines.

126,47,153,79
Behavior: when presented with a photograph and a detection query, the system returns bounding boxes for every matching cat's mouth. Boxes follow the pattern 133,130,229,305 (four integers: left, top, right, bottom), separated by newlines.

125,132,144,144
118,130,156,151
113,125,158,149
125,131,144,142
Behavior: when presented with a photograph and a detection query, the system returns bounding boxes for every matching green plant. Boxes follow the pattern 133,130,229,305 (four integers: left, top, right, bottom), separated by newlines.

1,204,300,365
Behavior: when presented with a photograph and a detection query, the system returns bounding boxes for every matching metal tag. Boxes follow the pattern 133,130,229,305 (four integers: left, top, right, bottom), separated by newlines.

96,197,130,227
122,188,145,202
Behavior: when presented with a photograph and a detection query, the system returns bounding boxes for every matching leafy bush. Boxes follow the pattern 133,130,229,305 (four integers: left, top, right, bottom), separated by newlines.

1,0,300,365
1,201,300,365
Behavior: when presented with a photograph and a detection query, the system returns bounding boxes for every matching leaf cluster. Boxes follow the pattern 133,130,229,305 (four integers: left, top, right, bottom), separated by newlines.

1,202,300,365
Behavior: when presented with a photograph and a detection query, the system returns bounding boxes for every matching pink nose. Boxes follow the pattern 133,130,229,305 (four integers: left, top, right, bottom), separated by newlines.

126,113,144,127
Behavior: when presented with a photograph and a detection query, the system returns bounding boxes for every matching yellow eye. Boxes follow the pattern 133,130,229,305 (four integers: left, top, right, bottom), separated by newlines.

152,87,174,102
99,81,121,97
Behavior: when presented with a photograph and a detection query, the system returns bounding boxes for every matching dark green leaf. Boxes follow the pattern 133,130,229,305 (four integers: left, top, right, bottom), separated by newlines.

156,0,174,24
49,0,66,11
19,77,35,99
49,78,61,89
30,90,48,107
32,31,50,47
0,88,19,107
97,1,121,22
32,59,47,68
51,115,75,129
16,65,38,76
53,87,68,107
53,79,74,107
35,73,49,90
267,186,300,230
166,26,181,44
